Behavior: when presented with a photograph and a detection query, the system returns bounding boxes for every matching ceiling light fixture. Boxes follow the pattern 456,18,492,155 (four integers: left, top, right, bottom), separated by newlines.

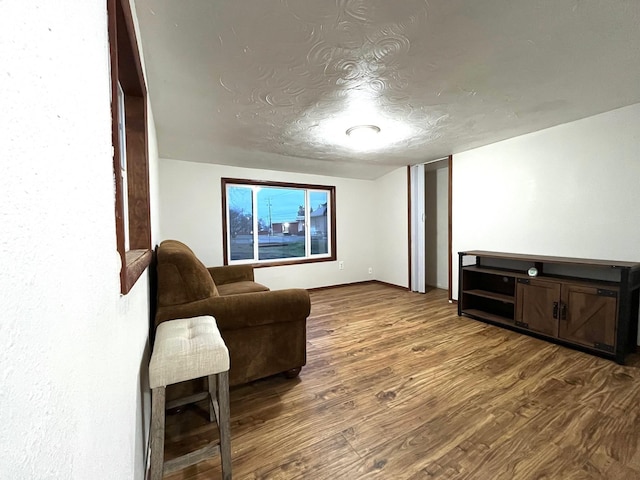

345,124,382,151
346,124,381,138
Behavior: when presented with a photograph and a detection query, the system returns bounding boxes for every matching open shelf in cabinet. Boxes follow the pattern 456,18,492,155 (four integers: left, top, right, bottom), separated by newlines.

464,289,514,304
460,264,517,323
461,308,514,327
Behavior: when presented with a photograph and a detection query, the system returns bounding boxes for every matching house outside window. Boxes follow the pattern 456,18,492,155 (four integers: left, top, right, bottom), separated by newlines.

222,178,336,266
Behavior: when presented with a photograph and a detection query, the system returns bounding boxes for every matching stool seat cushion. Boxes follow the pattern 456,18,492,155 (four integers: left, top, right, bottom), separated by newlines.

149,316,230,388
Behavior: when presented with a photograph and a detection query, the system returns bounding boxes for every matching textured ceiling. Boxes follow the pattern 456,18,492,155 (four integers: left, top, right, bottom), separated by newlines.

135,0,640,180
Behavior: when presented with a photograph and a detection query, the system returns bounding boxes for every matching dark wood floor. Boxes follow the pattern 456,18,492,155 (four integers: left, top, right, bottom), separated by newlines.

163,283,640,479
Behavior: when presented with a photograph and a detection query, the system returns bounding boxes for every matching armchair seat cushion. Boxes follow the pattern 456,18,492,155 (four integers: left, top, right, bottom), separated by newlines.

216,281,269,296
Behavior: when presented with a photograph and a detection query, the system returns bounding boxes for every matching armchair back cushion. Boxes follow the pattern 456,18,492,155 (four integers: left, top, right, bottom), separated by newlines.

157,240,219,307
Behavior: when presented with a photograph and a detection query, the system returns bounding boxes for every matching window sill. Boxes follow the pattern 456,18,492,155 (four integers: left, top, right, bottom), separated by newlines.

244,255,336,269
122,248,152,294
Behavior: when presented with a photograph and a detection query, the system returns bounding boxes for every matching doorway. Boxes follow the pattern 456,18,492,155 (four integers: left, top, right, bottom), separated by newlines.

409,156,452,299
424,159,449,291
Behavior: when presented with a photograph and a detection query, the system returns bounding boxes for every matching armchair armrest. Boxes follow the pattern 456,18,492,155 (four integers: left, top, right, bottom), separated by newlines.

207,265,255,285
155,288,311,330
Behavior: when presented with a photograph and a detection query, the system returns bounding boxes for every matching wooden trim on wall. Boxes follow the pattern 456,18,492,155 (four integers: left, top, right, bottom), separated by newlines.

220,179,229,264
107,0,126,286
125,95,150,250
115,0,146,97
124,249,153,293
376,279,411,292
307,280,410,293
307,280,374,292
252,256,335,269
221,178,337,267
108,0,151,294
220,178,331,190
329,185,337,264
448,154,453,301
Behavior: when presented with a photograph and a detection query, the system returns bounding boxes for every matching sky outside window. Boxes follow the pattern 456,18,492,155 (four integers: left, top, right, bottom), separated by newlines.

229,186,328,228
257,187,305,227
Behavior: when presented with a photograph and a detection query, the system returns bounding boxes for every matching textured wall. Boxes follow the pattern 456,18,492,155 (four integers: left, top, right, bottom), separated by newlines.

0,1,155,478
452,103,640,316
373,167,409,288
158,159,389,290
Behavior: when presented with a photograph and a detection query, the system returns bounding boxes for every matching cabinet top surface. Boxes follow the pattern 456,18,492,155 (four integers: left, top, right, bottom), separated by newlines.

460,250,639,269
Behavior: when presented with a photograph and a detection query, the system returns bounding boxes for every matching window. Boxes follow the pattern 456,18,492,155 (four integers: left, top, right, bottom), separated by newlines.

108,0,152,294
116,81,130,250
222,178,336,266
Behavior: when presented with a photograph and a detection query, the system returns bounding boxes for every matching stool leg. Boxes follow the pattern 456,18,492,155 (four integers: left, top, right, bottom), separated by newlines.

217,371,232,480
207,374,218,423
150,386,166,480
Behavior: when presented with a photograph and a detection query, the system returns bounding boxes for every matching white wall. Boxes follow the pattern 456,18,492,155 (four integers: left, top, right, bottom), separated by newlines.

452,103,640,305
373,167,410,288
0,1,158,478
159,159,380,289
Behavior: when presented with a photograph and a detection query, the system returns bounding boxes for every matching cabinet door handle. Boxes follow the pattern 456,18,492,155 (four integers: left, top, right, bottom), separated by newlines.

552,302,559,319
560,303,567,320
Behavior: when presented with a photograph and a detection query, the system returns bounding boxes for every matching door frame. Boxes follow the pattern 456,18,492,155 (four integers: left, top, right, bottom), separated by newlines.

407,154,453,299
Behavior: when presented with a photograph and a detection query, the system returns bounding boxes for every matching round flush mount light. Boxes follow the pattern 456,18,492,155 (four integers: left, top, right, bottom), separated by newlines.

345,125,382,151
346,124,381,139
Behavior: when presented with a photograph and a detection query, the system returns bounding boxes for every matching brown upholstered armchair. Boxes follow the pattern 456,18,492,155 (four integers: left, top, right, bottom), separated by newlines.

155,240,310,386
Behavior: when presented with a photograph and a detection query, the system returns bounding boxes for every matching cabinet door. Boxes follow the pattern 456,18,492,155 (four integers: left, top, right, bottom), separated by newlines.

559,284,617,352
515,278,561,336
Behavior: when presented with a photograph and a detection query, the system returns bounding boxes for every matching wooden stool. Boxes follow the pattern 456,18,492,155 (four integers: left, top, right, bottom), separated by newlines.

149,316,231,480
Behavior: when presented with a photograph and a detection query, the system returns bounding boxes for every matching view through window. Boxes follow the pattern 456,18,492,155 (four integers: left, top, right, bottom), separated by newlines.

222,179,336,265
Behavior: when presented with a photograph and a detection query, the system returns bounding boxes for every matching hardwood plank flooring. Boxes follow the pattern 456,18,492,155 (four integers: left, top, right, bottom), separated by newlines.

161,283,640,479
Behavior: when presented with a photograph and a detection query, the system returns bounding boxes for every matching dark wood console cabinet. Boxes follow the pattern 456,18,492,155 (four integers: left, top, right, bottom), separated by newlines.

458,251,640,363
